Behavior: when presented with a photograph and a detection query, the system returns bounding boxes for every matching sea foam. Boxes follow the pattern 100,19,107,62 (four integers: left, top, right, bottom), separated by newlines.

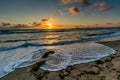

40,43,115,71
0,43,115,78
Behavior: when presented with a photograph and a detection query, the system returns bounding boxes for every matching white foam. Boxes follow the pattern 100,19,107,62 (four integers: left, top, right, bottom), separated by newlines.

0,48,49,78
40,50,72,71
0,43,115,78
40,43,115,71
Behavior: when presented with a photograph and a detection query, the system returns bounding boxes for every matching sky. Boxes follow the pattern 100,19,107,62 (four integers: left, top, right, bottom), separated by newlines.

0,0,120,29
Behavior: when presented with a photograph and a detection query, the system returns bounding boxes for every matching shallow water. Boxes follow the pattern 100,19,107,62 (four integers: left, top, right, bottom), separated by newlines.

0,28,120,78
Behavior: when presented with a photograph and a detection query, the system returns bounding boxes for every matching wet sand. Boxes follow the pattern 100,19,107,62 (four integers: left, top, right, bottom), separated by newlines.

0,40,120,80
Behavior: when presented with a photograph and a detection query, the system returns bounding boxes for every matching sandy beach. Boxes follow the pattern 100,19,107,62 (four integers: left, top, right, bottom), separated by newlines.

0,40,120,80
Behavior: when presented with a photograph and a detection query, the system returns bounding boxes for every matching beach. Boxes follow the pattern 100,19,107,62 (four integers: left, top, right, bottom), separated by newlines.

0,0,120,80
0,40,120,80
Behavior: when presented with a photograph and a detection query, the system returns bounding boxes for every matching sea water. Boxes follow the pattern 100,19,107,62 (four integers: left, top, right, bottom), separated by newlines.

0,28,120,78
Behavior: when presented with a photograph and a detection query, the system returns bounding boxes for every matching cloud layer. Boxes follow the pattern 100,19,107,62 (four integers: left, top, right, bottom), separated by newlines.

60,0,116,16
61,0,91,5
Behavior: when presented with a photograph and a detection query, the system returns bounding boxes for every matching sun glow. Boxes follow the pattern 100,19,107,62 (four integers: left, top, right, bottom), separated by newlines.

47,23,53,29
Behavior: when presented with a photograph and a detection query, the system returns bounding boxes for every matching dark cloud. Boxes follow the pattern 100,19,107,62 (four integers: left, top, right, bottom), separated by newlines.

68,7,80,15
1,22,11,27
95,24,99,25
106,23,113,25
78,0,91,6
41,18,54,25
13,24,29,28
42,19,49,22
41,18,52,23
0,22,31,29
32,22,41,27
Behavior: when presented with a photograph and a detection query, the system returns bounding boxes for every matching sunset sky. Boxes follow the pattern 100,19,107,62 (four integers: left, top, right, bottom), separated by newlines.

0,0,120,29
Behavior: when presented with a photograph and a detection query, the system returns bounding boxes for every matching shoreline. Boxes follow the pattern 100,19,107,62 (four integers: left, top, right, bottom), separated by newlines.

0,40,120,80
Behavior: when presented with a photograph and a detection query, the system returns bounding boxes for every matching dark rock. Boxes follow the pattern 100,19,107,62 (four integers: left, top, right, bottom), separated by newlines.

41,51,55,58
104,57,112,62
30,59,46,72
30,51,55,72
59,70,70,76
95,60,104,64
105,62,113,69
117,75,120,80
100,76,106,80
84,71,99,75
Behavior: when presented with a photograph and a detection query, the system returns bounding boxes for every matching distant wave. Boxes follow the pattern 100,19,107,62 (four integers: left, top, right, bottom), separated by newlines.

1,28,118,34
0,32,120,52
0,28,120,52
0,29,79,34
86,32,115,36
0,39,37,43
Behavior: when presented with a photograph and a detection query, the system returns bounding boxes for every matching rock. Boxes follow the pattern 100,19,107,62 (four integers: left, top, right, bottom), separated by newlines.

95,60,104,65
100,76,106,80
30,59,46,72
59,70,70,76
104,57,112,62
105,62,113,69
117,75,120,80
30,51,55,72
41,51,55,58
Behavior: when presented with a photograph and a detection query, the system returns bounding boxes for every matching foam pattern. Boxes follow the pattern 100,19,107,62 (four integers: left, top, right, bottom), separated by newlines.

0,43,115,78
0,49,49,78
40,50,72,71
40,43,115,71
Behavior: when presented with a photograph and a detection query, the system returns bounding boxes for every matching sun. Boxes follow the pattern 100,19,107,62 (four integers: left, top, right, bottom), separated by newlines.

47,23,53,29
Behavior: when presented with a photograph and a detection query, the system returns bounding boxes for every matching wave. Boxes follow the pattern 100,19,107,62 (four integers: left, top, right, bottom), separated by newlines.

86,32,115,36
0,49,49,78
40,43,115,71
0,39,37,43
0,29,80,34
1,28,119,34
1,32,120,52
0,43,115,78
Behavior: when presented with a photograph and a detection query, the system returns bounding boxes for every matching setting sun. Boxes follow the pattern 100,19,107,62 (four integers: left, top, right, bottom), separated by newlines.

47,24,53,29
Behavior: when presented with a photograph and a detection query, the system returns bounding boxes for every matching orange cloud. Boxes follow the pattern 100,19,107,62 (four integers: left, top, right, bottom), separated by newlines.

99,1,106,7
41,18,54,23
61,0,71,4
99,6,115,12
61,0,91,5
68,7,80,15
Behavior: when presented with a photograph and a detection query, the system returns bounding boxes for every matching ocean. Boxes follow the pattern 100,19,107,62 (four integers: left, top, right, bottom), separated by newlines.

0,28,120,78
